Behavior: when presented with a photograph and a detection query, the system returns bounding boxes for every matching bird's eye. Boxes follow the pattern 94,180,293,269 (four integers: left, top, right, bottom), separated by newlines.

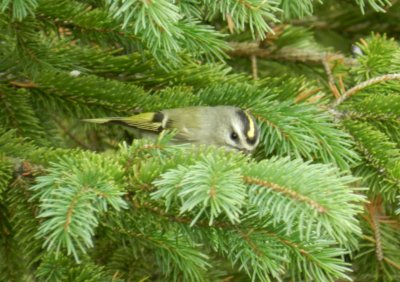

230,132,238,140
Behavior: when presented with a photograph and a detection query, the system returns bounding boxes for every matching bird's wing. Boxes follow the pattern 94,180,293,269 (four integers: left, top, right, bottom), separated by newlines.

163,108,201,142
84,108,202,141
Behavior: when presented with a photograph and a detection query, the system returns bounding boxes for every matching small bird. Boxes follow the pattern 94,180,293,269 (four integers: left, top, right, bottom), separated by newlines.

83,106,260,153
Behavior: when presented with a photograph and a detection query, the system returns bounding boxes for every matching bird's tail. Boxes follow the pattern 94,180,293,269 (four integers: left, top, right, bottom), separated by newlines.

82,117,123,124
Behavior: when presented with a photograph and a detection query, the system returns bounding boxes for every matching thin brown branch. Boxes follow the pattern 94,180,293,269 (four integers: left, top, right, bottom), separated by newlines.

332,73,400,107
226,14,235,33
264,230,309,256
242,176,327,213
373,212,384,261
237,0,254,10
111,271,122,281
366,200,384,261
228,42,272,58
228,42,357,66
322,57,341,99
10,80,38,88
383,257,400,270
338,74,346,93
236,228,264,256
295,87,321,103
64,188,87,231
133,144,164,155
251,55,259,80
101,222,146,239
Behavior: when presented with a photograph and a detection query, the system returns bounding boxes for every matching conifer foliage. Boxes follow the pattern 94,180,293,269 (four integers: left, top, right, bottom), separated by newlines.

1,0,400,281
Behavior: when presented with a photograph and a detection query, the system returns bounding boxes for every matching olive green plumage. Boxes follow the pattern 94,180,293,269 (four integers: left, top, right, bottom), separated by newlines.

83,106,260,153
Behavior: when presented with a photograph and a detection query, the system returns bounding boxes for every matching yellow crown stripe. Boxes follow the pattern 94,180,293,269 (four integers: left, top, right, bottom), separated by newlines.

244,111,255,139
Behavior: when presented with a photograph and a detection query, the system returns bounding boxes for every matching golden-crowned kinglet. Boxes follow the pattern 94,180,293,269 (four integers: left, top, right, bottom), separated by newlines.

84,106,260,153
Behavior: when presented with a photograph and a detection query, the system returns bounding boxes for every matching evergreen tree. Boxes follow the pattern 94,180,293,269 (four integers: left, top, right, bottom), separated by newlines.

1,0,400,281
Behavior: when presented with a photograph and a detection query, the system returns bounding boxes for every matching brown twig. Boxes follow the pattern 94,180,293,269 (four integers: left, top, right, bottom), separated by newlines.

384,257,400,270
236,228,264,256
338,74,346,94
228,42,357,66
10,80,38,88
294,87,321,103
373,211,384,261
366,200,384,261
251,55,259,80
322,57,341,99
226,14,235,34
332,73,400,107
229,42,272,58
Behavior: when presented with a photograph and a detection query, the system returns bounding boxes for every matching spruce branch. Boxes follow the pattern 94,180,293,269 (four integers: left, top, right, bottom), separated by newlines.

100,218,210,281
355,202,400,279
0,87,45,141
31,153,128,261
352,161,399,201
36,0,227,67
211,219,353,281
202,0,280,39
345,94,400,121
0,128,38,159
280,0,315,19
243,176,326,213
146,143,364,244
36,254,114,282
222,227,285,280
343,120,400,188
6,172,44,267
356,0,392,13
0,0,38,20
0,158,43,280
352,35,400,80
131,208,353,281
152,152,248,225
244,157,364,244
137,192,350,274
0,154,13,200
51,115,92,150
8,134,366,281
31,71,149,115
2,0,400,280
